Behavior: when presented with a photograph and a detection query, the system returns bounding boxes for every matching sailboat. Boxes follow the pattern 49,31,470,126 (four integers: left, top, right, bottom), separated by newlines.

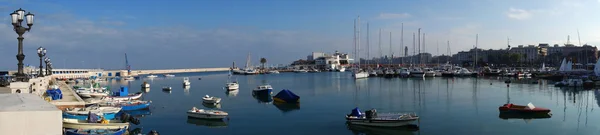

352,16,368,79
225,71,239,90
243,53,257,75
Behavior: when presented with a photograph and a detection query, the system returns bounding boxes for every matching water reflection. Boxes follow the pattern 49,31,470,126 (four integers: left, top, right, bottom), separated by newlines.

142,87,150,93
253,94,273,104
226,90,239,97
186,118,228,128
202,102,222,109
498,112,552,120
273,102,300,113
162,90,172,94
122,109,152,118
184,86,190,96
346,124,419,135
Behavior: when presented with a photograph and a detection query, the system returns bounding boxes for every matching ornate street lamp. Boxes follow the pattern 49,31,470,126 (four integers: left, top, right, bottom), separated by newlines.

37,47,46,77
10,8,34,82
44,57,50,75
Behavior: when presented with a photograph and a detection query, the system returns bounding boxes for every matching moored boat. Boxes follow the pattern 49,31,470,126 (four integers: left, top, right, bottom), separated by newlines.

273,89,300,103
498,103,551,114
424,68,435,77
65,106,122,115
146,75,157,78
64,128,127,135
345,108,419,127
252,85,273,96
202,95,222,104
63,118,129,130
187,107,229,119
183,77,191,86
164,74,175,77
63,112,117,120
226,82,239,90
141,82,150,88
99,100,152,111
162,87,172,91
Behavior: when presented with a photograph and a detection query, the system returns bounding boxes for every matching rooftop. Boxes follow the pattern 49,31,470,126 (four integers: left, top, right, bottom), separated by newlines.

0,94,59,112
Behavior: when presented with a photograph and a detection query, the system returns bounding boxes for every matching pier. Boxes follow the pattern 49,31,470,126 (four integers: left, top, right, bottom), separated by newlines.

48,81,85,110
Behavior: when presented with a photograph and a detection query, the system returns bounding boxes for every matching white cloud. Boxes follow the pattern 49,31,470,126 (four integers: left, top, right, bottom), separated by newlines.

507,8,532,20
376,13,411,19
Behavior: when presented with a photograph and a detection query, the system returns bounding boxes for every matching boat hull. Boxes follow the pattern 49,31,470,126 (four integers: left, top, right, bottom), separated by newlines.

62,119,129,130
108,92,143,101
63,112,117,120
347,119,416,127
187,112,228,119
411,73,425,77
253,89,273,96
353,72,369,79
65,128,126,135
121,102,151,111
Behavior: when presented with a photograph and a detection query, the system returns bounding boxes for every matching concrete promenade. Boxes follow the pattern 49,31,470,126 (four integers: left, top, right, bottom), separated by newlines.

49,81,85,110
128,67,230,75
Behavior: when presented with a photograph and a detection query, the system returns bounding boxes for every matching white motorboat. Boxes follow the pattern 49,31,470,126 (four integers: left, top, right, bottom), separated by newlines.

202,95,222,104
123,76,135,80
244,69,258,75
165,74,175,77
187,107,228,119
456,68,473,77
253,85,273,95
353,70,369,79
231,69,245,74
65,106,122,115
162,87,172,91
346,108,419,127
337,66,346,72
267,70,280,74
368,70,377,77
105,92,144,101
375,69,384,77
424,68,436,77
141,82,150,88
434,70,443,76
183,77,191,86
226,82,239,90
399,68,410,77
384,69,395,78
410,68,425,77
63,118,129,130
294,69,308,73
147,75,158,78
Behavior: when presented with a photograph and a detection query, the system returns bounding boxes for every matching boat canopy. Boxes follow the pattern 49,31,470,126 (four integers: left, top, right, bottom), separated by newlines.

350,107,362,117
273,89,300,103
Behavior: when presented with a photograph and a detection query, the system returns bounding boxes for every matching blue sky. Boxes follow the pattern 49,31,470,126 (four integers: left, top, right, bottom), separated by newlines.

0,0,599,70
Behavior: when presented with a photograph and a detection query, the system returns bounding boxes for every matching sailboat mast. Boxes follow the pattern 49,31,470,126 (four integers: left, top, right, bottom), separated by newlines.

357,16,361,69
447,40,450,63
412,33,415,65
418,28,421,65
422,32,425,66
400,23,404,65
353,18,356,69
246,53,251,69
367,22,370,67
125,53,130,75
389,32,392,65
379,29,382,66
437,41,439,66
474,34,478,69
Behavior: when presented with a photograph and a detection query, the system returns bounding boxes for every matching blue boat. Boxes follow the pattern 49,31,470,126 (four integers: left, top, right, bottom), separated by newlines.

101,101,152,111
63,112,117,120
273,89,300,103
64,128,127,135
252,85,273,96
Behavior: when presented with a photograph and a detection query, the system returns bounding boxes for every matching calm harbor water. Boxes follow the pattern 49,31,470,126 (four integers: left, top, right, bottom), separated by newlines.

98,72,600,135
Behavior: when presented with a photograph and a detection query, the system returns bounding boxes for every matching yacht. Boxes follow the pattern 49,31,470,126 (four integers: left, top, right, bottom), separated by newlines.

384,69,395,78
375,69,384,77
226,81,239,90
244,69,258,75
456,68,473,77
267,70,280,74
147,74,158,78
399,68,411,77
424,68,436,77
410,68,425,77
353,70,369,79
183,77,191,86
368,70,378,77
164,74,175,77
336,66,346,72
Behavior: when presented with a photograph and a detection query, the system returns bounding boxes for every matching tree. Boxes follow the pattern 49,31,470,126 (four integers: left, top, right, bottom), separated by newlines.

260,58,267,69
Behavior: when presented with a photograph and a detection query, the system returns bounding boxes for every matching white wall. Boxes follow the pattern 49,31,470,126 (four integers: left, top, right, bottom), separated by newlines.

0,110,62,135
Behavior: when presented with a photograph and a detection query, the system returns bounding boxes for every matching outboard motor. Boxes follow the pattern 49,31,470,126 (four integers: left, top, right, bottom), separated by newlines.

365,109,377,120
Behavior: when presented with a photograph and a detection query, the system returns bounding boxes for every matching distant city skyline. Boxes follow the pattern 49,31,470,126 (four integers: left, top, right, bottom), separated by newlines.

0,0,598,70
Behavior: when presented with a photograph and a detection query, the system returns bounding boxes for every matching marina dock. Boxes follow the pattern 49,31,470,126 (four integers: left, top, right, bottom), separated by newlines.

48,81,85,110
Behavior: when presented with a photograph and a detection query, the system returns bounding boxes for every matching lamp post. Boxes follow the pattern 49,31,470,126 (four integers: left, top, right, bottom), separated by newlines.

44,57,50,75
10,8,34,82
37,47,46,77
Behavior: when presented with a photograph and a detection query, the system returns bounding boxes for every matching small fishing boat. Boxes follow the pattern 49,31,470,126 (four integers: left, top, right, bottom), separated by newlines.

353,70,369,79
123,76,135,80
141,82,150,88
99,100,152,111
164,74,175,77
183,77,191,86
498,103,551,114
146,74,158,78
63,112,117,120
162,87,172,91
202,95,221,104
273,89,300,103
64,128,127,135
187,107,228,119
106,92,143,101
399,68,410,77
65,106,122,115
345,108,419,127
63,118,129,130
410,68,425,77
226,82,239,90
252,85,273,96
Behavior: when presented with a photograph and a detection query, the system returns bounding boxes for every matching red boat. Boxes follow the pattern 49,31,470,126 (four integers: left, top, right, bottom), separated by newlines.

498,103,551,113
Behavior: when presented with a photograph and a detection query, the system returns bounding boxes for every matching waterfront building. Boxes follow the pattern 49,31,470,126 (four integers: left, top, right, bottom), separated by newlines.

294,51,352,70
